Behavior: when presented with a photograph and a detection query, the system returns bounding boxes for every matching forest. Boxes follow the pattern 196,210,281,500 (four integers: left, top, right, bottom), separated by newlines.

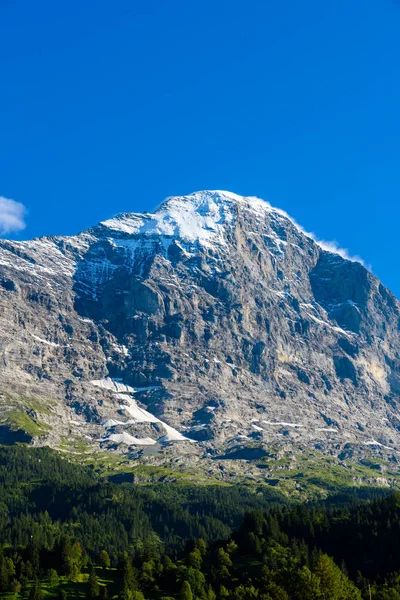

1,446,400,599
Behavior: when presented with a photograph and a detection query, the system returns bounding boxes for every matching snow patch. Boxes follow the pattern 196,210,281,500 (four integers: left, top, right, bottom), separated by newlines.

317,428,337,433
305,313,355,337
30,333,60,347
91,378,160,395
102,419,126,428
103,432,156,446
91,378,137,394
118,399,159,423
252,424,265,432
91,378,192,443
262,421,303,428
112,344,129,356
364,440,395,451
159,423,192,442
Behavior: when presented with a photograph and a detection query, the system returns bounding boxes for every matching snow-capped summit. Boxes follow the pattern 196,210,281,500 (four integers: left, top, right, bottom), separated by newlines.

100,190,269,247
0,190,398,475
100,190,363,265
100,190,236,247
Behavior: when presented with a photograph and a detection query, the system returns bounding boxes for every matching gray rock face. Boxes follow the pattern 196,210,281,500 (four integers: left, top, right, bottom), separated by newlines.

0,190,399,460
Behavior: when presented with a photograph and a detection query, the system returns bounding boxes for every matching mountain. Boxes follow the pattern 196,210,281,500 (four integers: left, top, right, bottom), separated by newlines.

1,190,400,484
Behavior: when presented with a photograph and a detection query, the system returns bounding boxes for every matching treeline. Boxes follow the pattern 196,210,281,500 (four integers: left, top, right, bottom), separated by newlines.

265,494,400,580
3,494,400,598
2,446,400,598
0,446,284,558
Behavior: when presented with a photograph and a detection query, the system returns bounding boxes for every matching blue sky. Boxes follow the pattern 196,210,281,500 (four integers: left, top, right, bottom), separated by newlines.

1,1,400,293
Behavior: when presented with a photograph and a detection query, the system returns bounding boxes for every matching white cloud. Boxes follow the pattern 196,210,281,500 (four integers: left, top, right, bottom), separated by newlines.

261,201,368,268
0,196,27,235
308,236,367,267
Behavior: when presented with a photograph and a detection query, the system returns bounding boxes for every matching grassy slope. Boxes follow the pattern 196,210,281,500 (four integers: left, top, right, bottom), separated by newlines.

0,567,117,600
1,391,399,500
53,437,400,502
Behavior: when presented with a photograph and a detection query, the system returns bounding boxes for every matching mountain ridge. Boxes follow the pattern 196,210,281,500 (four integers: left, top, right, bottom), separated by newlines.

0,190,400,485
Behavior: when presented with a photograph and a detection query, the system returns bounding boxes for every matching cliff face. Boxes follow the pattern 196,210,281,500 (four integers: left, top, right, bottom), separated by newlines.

0,190,399,461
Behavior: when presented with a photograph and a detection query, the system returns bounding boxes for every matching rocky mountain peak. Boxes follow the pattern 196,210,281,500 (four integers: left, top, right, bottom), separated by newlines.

0,191,399,476
98,190,285,250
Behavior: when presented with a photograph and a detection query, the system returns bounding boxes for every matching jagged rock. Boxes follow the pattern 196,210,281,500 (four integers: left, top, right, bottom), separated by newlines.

0,190,399,466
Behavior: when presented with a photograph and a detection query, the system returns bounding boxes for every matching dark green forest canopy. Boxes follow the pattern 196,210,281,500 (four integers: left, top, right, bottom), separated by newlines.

0,446,285,556
1,446,400,599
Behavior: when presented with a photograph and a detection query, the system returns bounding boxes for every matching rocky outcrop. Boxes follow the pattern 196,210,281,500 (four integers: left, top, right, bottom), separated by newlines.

0,190,399,464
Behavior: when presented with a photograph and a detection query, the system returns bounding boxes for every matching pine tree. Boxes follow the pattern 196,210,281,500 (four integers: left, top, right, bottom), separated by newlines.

186,549,202,570
47,568,59,589
29,579,43,600
180,581,193,600
195,539,207,557
313,554,361,600
98,551,111,569
29,541,41,575
120,553,137,600
218,586,229,600
87,566,100,599
61,538,82,582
